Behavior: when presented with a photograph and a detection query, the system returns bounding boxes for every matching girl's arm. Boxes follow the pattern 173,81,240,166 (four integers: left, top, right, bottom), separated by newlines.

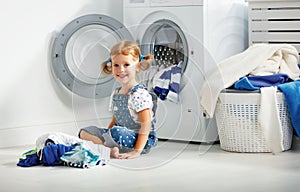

119,108,151,159
107,116,116,129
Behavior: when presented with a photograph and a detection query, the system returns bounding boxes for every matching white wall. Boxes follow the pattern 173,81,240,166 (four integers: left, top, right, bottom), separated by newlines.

0,0,123,147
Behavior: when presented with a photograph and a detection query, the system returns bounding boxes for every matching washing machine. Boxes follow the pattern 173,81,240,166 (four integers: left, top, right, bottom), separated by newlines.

50,14,133,126
123,0,248,142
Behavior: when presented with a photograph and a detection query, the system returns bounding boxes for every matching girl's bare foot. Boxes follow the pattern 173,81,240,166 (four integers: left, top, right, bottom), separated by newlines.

110,147,120,158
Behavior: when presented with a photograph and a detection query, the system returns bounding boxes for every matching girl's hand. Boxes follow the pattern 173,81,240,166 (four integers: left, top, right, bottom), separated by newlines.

118,150,141,159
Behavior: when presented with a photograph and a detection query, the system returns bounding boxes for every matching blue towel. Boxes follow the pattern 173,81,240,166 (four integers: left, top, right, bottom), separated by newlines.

278,80,300,137
234,74,290,90
17,149,40,167
41,144,75,166
17,144,75,167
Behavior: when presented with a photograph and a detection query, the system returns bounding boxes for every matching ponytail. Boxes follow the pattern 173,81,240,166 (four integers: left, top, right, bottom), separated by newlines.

101,60,112,74
140,54,153,71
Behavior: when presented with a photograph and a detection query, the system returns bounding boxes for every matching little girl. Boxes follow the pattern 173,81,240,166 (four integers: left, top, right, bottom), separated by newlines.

79,40,158,159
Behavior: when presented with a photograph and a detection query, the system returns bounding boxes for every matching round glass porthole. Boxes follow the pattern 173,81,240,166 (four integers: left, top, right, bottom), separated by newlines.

140,19,188,73
51,14,133,98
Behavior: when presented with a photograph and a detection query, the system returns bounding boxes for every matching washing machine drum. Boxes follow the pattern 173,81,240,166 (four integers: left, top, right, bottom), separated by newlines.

140,19,188,72
51,14,133,98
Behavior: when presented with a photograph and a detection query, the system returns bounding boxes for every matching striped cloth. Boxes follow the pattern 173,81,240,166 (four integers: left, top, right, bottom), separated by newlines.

153,64,182,103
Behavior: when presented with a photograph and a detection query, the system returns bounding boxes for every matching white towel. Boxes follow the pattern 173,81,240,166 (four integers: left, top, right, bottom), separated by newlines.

259,87,284,154
36,132,82,153
200,44,300,118
251,47,300,76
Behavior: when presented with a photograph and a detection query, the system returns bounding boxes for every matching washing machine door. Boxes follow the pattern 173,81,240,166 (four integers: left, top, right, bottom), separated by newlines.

140,19,188,72
51,14,133,98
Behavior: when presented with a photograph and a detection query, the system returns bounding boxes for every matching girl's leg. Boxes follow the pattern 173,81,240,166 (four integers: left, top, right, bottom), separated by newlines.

110,126,137,151
110,147,120,158
79,130,104,144
78,126,120,158
110,126,158,154
78,126,107,144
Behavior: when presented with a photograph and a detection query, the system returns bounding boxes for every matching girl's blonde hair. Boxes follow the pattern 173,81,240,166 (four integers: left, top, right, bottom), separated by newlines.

102,40,152,74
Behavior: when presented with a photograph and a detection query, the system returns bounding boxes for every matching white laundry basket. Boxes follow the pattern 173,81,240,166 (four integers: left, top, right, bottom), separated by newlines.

215,90,293,152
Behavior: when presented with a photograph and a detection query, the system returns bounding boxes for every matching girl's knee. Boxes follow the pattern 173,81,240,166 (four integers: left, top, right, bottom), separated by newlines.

110,126,125,135
78,129,89,139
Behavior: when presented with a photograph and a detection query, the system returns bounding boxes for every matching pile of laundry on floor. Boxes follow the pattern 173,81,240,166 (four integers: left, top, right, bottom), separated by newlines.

17,132,110,169
200,43,300,153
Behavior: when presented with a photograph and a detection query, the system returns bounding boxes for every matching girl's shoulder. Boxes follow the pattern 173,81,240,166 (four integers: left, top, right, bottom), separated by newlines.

131,84,155,98
130,84,157,102
129,84,153,110
113,84,147,95
130,84,147,93
130,84,151,97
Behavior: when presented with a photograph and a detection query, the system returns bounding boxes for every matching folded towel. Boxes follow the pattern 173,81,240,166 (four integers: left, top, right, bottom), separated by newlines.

201,44,300,118
278,80,300,137
234,74,290,90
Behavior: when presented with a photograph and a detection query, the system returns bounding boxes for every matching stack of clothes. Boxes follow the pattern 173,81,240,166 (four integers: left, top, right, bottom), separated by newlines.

200,43,300,154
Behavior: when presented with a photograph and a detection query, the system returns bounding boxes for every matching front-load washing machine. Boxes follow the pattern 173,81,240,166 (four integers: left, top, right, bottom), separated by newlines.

50,14,134,126
123,0,248,142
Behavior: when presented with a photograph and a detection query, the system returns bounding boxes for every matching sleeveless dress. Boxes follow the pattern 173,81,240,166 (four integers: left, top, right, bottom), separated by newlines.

79,84,158,154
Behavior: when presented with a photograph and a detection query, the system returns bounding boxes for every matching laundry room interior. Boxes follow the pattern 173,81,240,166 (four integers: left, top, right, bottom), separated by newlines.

1,0,300,191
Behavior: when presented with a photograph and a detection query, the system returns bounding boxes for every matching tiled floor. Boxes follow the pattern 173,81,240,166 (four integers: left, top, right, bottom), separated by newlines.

1,137,300,192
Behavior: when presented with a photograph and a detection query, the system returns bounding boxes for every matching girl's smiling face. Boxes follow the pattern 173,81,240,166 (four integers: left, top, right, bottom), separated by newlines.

111,54,140,88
